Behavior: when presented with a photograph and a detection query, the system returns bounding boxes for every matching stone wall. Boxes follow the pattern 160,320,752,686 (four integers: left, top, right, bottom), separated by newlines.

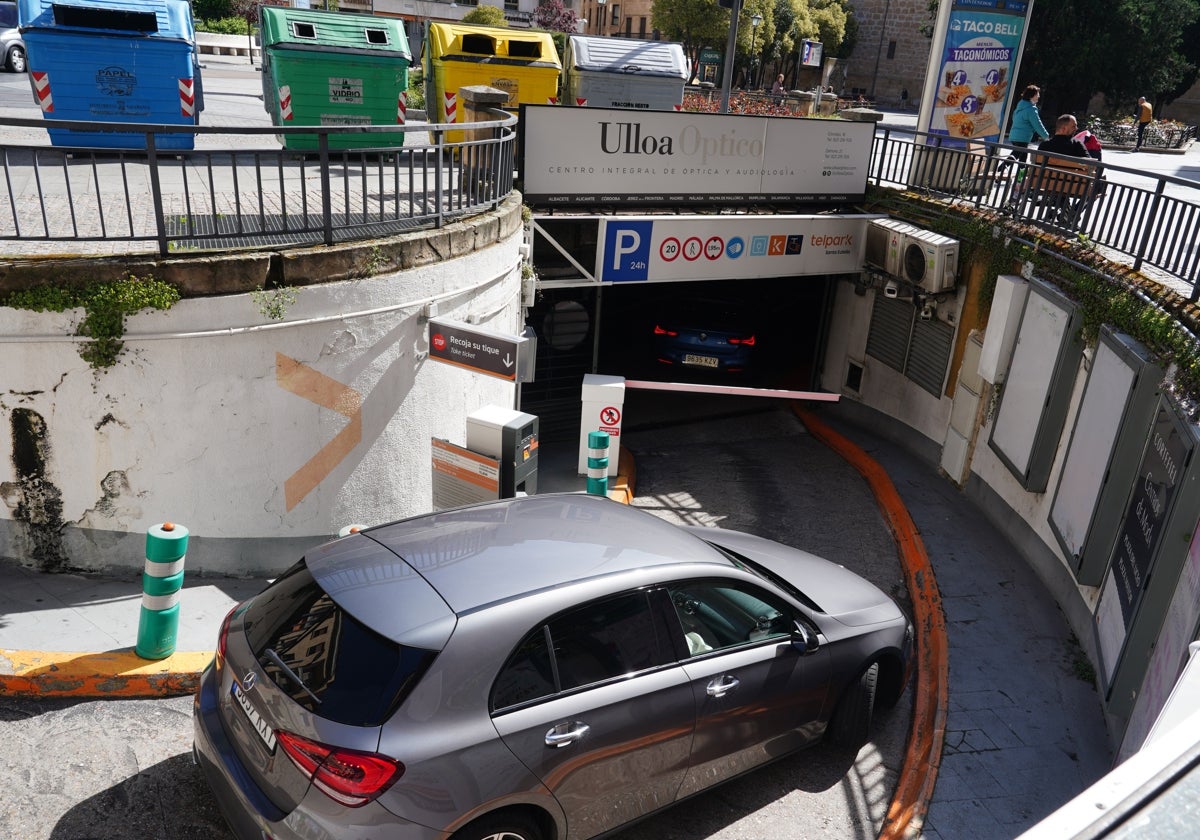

840,0,931,106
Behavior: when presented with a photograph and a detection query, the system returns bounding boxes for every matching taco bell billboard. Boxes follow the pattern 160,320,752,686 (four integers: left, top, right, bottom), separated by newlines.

920,0,1034,148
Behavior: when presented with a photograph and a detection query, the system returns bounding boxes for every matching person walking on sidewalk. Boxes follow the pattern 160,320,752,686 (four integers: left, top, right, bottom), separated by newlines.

1006,84,1050,164
1134,96,1153,150
1002,84,1050,203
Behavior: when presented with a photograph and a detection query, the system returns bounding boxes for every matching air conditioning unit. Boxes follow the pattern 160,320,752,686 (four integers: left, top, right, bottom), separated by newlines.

900,228,960,293
865,218,921,277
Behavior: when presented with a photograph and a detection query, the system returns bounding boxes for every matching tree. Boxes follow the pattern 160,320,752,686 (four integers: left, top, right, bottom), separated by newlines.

462,5,509,27
1108,0,1200,110
808,0,848,58
533,0,580,33
193,0,232,22
935,0,1200,116
651,0,732,78
231,0,288,62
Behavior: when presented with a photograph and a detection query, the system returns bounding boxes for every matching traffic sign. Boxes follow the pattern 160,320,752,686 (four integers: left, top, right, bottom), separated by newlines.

428,319,529,382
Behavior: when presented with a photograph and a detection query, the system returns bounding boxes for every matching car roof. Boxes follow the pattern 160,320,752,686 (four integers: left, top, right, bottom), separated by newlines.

371,494,734,610
308,494,734,641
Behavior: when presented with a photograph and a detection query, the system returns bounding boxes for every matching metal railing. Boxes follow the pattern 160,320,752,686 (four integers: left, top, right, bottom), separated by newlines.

1086,118,1196,150
869,127,1200,300
0,113,517,258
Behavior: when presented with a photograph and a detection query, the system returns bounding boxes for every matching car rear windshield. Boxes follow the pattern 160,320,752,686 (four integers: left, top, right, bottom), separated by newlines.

242,561,436,727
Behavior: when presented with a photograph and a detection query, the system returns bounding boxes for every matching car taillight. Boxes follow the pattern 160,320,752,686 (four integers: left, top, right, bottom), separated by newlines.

653,325,678,337
214,605,236,670
276,730,403,807
728,335,756,346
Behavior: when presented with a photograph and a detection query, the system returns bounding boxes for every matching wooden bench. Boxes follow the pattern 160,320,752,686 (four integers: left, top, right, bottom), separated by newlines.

1027,152,1094,199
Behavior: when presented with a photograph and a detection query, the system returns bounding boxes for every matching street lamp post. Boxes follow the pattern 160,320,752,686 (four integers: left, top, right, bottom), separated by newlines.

749,13,762,90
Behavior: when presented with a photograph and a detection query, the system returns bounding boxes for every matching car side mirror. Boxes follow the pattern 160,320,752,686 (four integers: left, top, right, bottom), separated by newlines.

791,621,819,654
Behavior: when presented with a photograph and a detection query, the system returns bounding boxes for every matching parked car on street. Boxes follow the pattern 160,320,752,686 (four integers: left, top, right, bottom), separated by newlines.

193,493,912,840
652,297,758,376
0,1,26,73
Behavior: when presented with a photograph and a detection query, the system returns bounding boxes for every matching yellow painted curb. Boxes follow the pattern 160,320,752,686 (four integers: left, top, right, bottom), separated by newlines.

608,448,638,505
793,406,949,840
0,455,644,700
0,649,212,698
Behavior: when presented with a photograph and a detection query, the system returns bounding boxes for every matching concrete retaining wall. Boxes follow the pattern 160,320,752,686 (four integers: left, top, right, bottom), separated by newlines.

0,198,524,577
195,31,261,60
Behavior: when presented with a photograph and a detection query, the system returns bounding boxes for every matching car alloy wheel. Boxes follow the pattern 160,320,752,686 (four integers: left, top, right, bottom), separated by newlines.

454,813,543,840
6,45,24,74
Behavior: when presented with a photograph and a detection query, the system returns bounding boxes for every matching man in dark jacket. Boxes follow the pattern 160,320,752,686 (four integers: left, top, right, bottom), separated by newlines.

1029,114,1093,225
1038,114,1090,159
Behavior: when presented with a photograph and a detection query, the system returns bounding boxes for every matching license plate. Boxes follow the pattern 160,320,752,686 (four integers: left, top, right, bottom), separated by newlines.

232,680,277,753
683,354,719,368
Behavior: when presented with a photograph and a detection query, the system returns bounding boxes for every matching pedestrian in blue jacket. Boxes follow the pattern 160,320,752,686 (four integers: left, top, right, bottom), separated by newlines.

1007,84,1050,163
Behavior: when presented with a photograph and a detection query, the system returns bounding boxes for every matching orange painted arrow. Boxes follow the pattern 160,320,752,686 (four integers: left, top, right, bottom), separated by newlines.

276,353,363,511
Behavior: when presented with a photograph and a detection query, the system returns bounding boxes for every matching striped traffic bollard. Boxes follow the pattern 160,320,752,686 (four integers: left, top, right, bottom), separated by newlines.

135,522,189,660
587,430,610,497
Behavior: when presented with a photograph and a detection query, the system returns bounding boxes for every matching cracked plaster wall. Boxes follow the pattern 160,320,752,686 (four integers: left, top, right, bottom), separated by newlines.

0,226,523,576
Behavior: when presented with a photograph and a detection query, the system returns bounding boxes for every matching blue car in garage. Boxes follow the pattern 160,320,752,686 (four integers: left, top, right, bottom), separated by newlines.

652,297,758,376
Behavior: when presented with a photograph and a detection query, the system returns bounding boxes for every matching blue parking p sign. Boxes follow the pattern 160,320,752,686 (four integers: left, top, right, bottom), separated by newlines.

601,220,654,282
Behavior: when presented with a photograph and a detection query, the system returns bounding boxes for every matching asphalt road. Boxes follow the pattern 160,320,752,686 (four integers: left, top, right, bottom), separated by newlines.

0,398,913,840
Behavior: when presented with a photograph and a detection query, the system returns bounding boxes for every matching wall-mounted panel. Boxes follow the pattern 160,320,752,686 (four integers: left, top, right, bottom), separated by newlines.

1095,397,1200,721
1049,328,1162,585
1118,522,1200,761
988,279,1084,492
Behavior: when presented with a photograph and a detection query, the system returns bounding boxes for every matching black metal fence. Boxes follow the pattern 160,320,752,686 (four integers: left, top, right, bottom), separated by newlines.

0,113,516,258
1086,119,1196,150
3,112,1197,302
868,127,1200,300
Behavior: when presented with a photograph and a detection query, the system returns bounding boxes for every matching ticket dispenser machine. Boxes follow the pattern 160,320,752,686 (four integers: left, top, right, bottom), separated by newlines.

466,405,539,497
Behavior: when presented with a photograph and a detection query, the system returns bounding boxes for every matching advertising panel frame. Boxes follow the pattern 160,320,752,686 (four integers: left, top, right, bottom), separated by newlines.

518,105,873,206
1094,396,1200,723
917,0,1035,148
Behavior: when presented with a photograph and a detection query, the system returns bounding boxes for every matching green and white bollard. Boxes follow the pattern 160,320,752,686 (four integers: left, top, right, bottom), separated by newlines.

135,521,189,660
587,430,610,497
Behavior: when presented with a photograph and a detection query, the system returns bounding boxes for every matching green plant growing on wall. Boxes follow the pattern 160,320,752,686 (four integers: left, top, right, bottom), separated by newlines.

252,284,298,321
2,274,180,369
867,189,1200,406
361,246,388,277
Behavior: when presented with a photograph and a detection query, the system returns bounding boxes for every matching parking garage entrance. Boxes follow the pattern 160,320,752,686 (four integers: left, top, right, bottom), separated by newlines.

519,214,857,441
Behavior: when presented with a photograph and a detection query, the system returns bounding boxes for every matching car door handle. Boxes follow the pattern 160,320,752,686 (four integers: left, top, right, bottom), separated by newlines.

706,675,740,698
545,722,590,748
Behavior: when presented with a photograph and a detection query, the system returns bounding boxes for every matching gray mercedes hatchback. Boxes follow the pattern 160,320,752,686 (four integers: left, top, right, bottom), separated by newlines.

193,494,912,840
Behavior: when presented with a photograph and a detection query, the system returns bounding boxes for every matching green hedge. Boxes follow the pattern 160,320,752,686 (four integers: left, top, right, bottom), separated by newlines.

195,17,249,35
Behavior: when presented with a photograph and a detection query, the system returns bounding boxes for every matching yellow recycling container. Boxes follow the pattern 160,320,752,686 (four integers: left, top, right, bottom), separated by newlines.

423,22,561,144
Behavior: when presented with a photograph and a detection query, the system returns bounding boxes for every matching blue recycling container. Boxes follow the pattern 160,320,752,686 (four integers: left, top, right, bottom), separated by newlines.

18,0,203,149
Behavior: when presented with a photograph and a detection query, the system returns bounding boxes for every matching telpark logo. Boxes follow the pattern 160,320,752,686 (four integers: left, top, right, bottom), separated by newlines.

811,234,853,248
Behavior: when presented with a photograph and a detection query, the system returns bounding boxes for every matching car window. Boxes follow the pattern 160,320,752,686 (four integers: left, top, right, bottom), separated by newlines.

668,580,795,656
492,590,674,711
242,561,437,727
0,3,16,28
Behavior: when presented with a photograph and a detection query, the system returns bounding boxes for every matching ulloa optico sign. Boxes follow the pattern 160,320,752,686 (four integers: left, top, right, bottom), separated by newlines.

519,105,873,206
